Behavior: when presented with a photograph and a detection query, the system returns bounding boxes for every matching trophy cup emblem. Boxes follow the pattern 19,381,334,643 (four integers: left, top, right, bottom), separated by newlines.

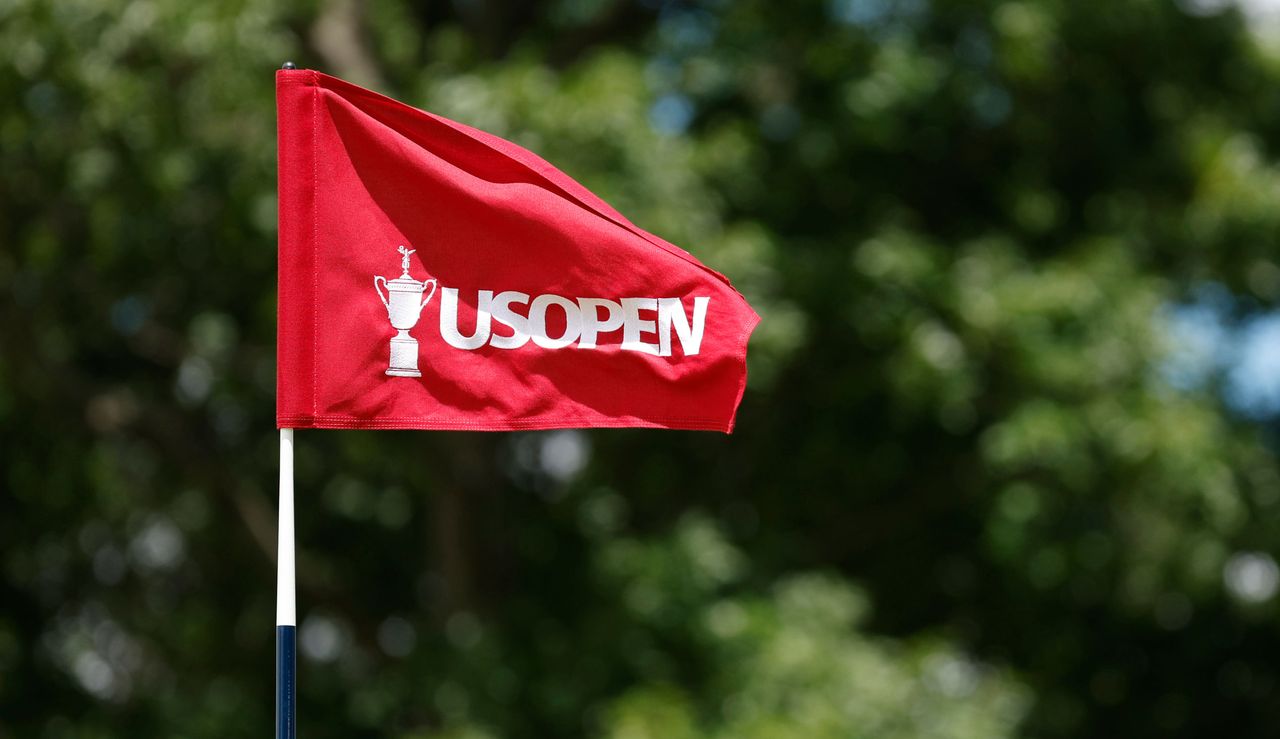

374,245,438,377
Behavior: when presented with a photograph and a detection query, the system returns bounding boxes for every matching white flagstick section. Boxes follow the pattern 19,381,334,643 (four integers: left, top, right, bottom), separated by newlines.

277,428,296,626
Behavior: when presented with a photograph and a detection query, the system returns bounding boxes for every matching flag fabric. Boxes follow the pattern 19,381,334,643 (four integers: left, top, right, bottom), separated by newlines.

276,69,759,433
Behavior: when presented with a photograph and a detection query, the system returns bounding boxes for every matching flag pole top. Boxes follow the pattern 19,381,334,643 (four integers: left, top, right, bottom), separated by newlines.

281,61,297,70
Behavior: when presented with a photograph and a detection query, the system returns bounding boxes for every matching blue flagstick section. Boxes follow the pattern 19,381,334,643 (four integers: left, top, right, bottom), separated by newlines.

277,625,296,739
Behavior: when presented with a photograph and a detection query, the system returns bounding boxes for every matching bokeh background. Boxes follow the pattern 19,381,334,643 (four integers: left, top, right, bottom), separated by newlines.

5,0,1280,736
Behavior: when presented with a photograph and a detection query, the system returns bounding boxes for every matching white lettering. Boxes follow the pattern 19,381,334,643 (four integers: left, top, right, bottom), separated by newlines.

577,298,624,349
437,289,713,355
529,294,582,349
440,287,491,350
658,296,709,357
488,291,531,349
620,298,660,356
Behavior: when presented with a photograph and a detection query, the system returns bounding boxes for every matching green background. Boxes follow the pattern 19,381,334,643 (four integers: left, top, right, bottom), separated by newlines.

4,0,1280,736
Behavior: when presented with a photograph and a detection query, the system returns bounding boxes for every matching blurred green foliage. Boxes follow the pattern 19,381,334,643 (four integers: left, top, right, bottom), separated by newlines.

3,0,1280,737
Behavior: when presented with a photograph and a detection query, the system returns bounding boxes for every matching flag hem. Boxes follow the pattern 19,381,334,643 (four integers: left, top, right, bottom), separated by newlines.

277,416,734,432
276,69,319,424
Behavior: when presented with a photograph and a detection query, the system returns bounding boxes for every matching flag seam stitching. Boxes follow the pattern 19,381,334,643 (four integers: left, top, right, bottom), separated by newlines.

276,416,730,431
311,75,319,420
727,311,760,434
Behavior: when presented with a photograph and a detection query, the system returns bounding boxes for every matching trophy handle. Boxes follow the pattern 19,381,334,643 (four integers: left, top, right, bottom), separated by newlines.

374,276,390,309
420,278,438,310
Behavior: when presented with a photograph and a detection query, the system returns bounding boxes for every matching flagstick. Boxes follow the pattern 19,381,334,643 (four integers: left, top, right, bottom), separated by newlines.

277,428,297,739
277,60,299,739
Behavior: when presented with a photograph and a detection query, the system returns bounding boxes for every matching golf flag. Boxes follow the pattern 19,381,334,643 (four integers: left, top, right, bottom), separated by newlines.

276,69,759,432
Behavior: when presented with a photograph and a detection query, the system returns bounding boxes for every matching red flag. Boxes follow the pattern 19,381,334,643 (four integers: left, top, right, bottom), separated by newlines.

276,70,759,433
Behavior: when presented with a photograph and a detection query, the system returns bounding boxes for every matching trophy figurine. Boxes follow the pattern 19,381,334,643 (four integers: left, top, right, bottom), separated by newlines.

374,245,438,377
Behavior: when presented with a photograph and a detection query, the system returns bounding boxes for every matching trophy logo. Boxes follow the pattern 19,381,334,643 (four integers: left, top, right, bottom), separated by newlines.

374,245,438,377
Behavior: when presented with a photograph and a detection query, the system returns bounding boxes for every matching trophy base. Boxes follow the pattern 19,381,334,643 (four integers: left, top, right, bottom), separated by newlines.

386,335,421,378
